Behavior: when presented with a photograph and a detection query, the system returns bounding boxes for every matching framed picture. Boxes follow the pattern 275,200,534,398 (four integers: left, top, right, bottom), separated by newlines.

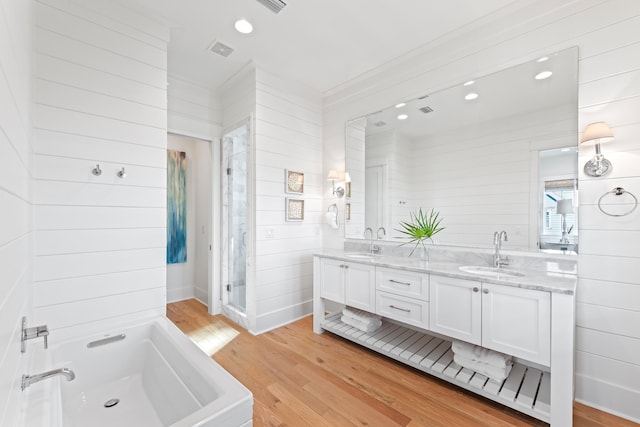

286,198,304,221
346,203,351,220
345,182,351,198
285,170,304,194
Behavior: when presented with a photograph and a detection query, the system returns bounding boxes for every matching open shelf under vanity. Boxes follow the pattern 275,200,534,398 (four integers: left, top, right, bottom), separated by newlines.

322,314,551,423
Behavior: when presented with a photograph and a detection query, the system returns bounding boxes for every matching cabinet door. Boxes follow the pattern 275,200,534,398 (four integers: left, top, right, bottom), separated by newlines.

482,283,551,366
429,275,481,345
319,258,345,303
345,262,376,312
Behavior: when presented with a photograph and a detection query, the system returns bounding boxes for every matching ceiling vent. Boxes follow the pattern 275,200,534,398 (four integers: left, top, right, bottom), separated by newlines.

207,41,234,57
419,106,434,114
255,0,286,14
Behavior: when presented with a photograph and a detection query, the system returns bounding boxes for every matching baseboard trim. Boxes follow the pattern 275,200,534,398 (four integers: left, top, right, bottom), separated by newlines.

575,373,640,424
167,286,195,303
253,300,312,335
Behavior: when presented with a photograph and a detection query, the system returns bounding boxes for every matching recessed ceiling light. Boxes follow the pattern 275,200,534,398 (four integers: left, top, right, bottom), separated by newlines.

535,70,553,80
537,56,549,62
397,114,408,120
463,80,475,86
464,93,479,101
395,103,406,108
561,148,571,152
234,19,253,34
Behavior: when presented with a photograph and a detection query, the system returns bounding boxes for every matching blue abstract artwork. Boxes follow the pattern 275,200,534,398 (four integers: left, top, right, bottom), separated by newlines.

167,150,187,264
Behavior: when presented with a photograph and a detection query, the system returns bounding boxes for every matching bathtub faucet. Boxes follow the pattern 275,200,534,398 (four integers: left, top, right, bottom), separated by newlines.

22,368,76,391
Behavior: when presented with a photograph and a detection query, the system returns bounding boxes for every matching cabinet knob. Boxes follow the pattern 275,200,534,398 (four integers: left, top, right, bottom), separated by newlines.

473,287,479,292
483,288,489,294
344,265,349,269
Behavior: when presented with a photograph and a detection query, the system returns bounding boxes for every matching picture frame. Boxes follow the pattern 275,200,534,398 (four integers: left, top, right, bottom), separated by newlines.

345,182,351,198
286,198,304,221
345,203,351,220
285,170,304,194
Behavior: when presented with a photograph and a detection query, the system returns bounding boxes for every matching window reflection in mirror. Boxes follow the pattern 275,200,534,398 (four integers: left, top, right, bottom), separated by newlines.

538,146,578,253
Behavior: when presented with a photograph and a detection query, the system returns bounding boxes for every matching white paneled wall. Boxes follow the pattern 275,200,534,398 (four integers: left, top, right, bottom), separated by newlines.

32,0,169,337
221,66,323,333
0,0,31,424
323,0,640,421
168,74,221,141
254,69,323,333
407,107,575,249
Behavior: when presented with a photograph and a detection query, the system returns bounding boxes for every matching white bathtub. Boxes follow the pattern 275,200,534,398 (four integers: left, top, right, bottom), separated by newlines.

22,316,253,427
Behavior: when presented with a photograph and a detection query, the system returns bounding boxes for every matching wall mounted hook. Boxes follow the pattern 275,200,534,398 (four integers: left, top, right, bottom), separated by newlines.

117,167,126,179
92,164,102,176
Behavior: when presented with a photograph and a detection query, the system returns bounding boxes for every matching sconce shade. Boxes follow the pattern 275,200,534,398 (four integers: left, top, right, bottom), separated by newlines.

556,199,573,215
344,172,352,183
327,170,340,180
580,122,614,146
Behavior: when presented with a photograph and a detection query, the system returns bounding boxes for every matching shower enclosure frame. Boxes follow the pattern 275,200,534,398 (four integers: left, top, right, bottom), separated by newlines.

219,117,256,331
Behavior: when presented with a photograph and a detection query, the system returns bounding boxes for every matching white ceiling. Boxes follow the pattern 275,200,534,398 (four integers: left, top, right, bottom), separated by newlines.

364,47,578,139
118,0,522,93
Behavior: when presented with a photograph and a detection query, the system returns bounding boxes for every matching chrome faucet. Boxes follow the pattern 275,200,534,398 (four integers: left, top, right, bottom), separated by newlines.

363,227,379,254
22,368,75,391
377,227,386,240
493,230,509,268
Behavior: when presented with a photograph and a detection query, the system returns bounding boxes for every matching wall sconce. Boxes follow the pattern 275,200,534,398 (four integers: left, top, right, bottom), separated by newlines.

327,170,345,198
580,122,614,177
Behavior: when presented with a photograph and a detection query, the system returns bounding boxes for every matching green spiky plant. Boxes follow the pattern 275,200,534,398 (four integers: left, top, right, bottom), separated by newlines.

396,208,445,257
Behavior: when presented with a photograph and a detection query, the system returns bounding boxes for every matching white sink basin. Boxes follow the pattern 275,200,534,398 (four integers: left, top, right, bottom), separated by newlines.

458,265,525,278
345,253,376,260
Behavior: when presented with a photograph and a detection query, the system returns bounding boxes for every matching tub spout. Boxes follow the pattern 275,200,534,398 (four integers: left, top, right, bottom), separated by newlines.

22,368,75,391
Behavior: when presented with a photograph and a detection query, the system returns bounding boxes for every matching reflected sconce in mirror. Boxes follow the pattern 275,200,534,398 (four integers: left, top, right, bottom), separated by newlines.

327,170,345,198
556,199,573,243
580,122,614,177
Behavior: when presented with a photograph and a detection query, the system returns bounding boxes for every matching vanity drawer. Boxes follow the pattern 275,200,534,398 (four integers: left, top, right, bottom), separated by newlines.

376,267,429,301
376,291,429,329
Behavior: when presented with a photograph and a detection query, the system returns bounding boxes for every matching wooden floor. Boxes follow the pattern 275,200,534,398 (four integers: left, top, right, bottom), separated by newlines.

167,299,637,427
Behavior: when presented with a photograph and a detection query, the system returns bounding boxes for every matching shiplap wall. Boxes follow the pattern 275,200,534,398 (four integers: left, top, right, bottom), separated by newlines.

168,74,221,141
407,106,575,249
32,0,169,337
323,0,640,421
0,0,31,424
253,68,323,333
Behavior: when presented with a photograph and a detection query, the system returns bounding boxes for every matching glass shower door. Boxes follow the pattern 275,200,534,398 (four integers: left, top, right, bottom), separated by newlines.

222,125,248,313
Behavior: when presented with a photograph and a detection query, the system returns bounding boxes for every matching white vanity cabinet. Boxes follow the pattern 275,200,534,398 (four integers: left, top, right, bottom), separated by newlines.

318,257,376,312
430,275,551,366
313,253,575,426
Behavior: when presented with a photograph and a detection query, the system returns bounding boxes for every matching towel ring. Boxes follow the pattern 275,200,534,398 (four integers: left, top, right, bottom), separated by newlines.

598,187,638,217
327,203,338,214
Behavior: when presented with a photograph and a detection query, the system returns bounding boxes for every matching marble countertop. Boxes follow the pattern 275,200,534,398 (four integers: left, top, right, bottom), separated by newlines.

314,250,576,295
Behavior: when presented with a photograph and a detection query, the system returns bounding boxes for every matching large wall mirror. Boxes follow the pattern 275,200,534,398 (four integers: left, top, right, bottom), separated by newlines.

345,46,578,253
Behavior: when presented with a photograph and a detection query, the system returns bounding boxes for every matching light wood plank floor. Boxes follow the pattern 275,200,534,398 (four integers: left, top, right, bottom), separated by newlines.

167,299,637,427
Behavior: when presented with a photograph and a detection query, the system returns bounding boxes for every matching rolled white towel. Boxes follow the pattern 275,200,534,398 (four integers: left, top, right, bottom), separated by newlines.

453,354,513,383
451,340,512,369
341,315,382,333
325,212,339,230
343,306,381,325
